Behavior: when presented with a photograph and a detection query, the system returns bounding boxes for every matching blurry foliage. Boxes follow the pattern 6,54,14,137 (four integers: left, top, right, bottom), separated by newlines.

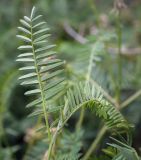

0,0,141,160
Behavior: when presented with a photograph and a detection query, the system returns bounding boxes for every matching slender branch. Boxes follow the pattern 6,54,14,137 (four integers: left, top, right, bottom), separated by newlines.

30,21,51,141
77,46,96,128
76,107,85,129
63,22,88,44
121,89,141,109
82,126,107,160
116,11,122,103
47,129,58,160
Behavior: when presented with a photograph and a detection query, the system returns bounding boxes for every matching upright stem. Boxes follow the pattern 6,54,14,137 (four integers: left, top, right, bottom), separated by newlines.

121,89,141,109
47,118,65,160
82,126,107,160
47,129,58,160
77,0,99,129
116,12,122,103
76,47,94,129
30,22,51,141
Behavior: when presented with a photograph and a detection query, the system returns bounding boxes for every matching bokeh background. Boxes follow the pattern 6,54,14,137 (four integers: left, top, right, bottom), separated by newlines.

0,0,141,159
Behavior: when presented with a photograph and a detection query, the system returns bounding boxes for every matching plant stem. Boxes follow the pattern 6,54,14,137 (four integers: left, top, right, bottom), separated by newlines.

121,89,141,109
77,47,94,129
82,126,107,160
116,12,122,103
47,127,59,160
30,22,51,141
76,107,85,129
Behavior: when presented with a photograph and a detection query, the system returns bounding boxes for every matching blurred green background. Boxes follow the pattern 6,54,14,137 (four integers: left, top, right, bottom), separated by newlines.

0,0,141,159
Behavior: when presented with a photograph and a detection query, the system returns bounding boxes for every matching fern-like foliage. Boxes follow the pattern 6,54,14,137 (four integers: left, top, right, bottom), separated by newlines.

55,129,83,160
16,7,134,160
16,7,65,136
108,137,140,160
58,82,130,132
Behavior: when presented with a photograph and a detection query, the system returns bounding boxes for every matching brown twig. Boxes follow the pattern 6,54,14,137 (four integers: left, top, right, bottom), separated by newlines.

63,22,141,56
63,22,88,44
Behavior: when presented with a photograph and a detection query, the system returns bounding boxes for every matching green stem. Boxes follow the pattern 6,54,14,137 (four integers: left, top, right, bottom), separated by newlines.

76,107,85,129
121,89,141,109
82,126,107,160
30,22,51,141
77,46,94,129
47,129,58,160
116,12,122,103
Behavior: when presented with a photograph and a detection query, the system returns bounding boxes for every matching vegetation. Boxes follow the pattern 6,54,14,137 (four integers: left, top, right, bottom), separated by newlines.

0,0,141,160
